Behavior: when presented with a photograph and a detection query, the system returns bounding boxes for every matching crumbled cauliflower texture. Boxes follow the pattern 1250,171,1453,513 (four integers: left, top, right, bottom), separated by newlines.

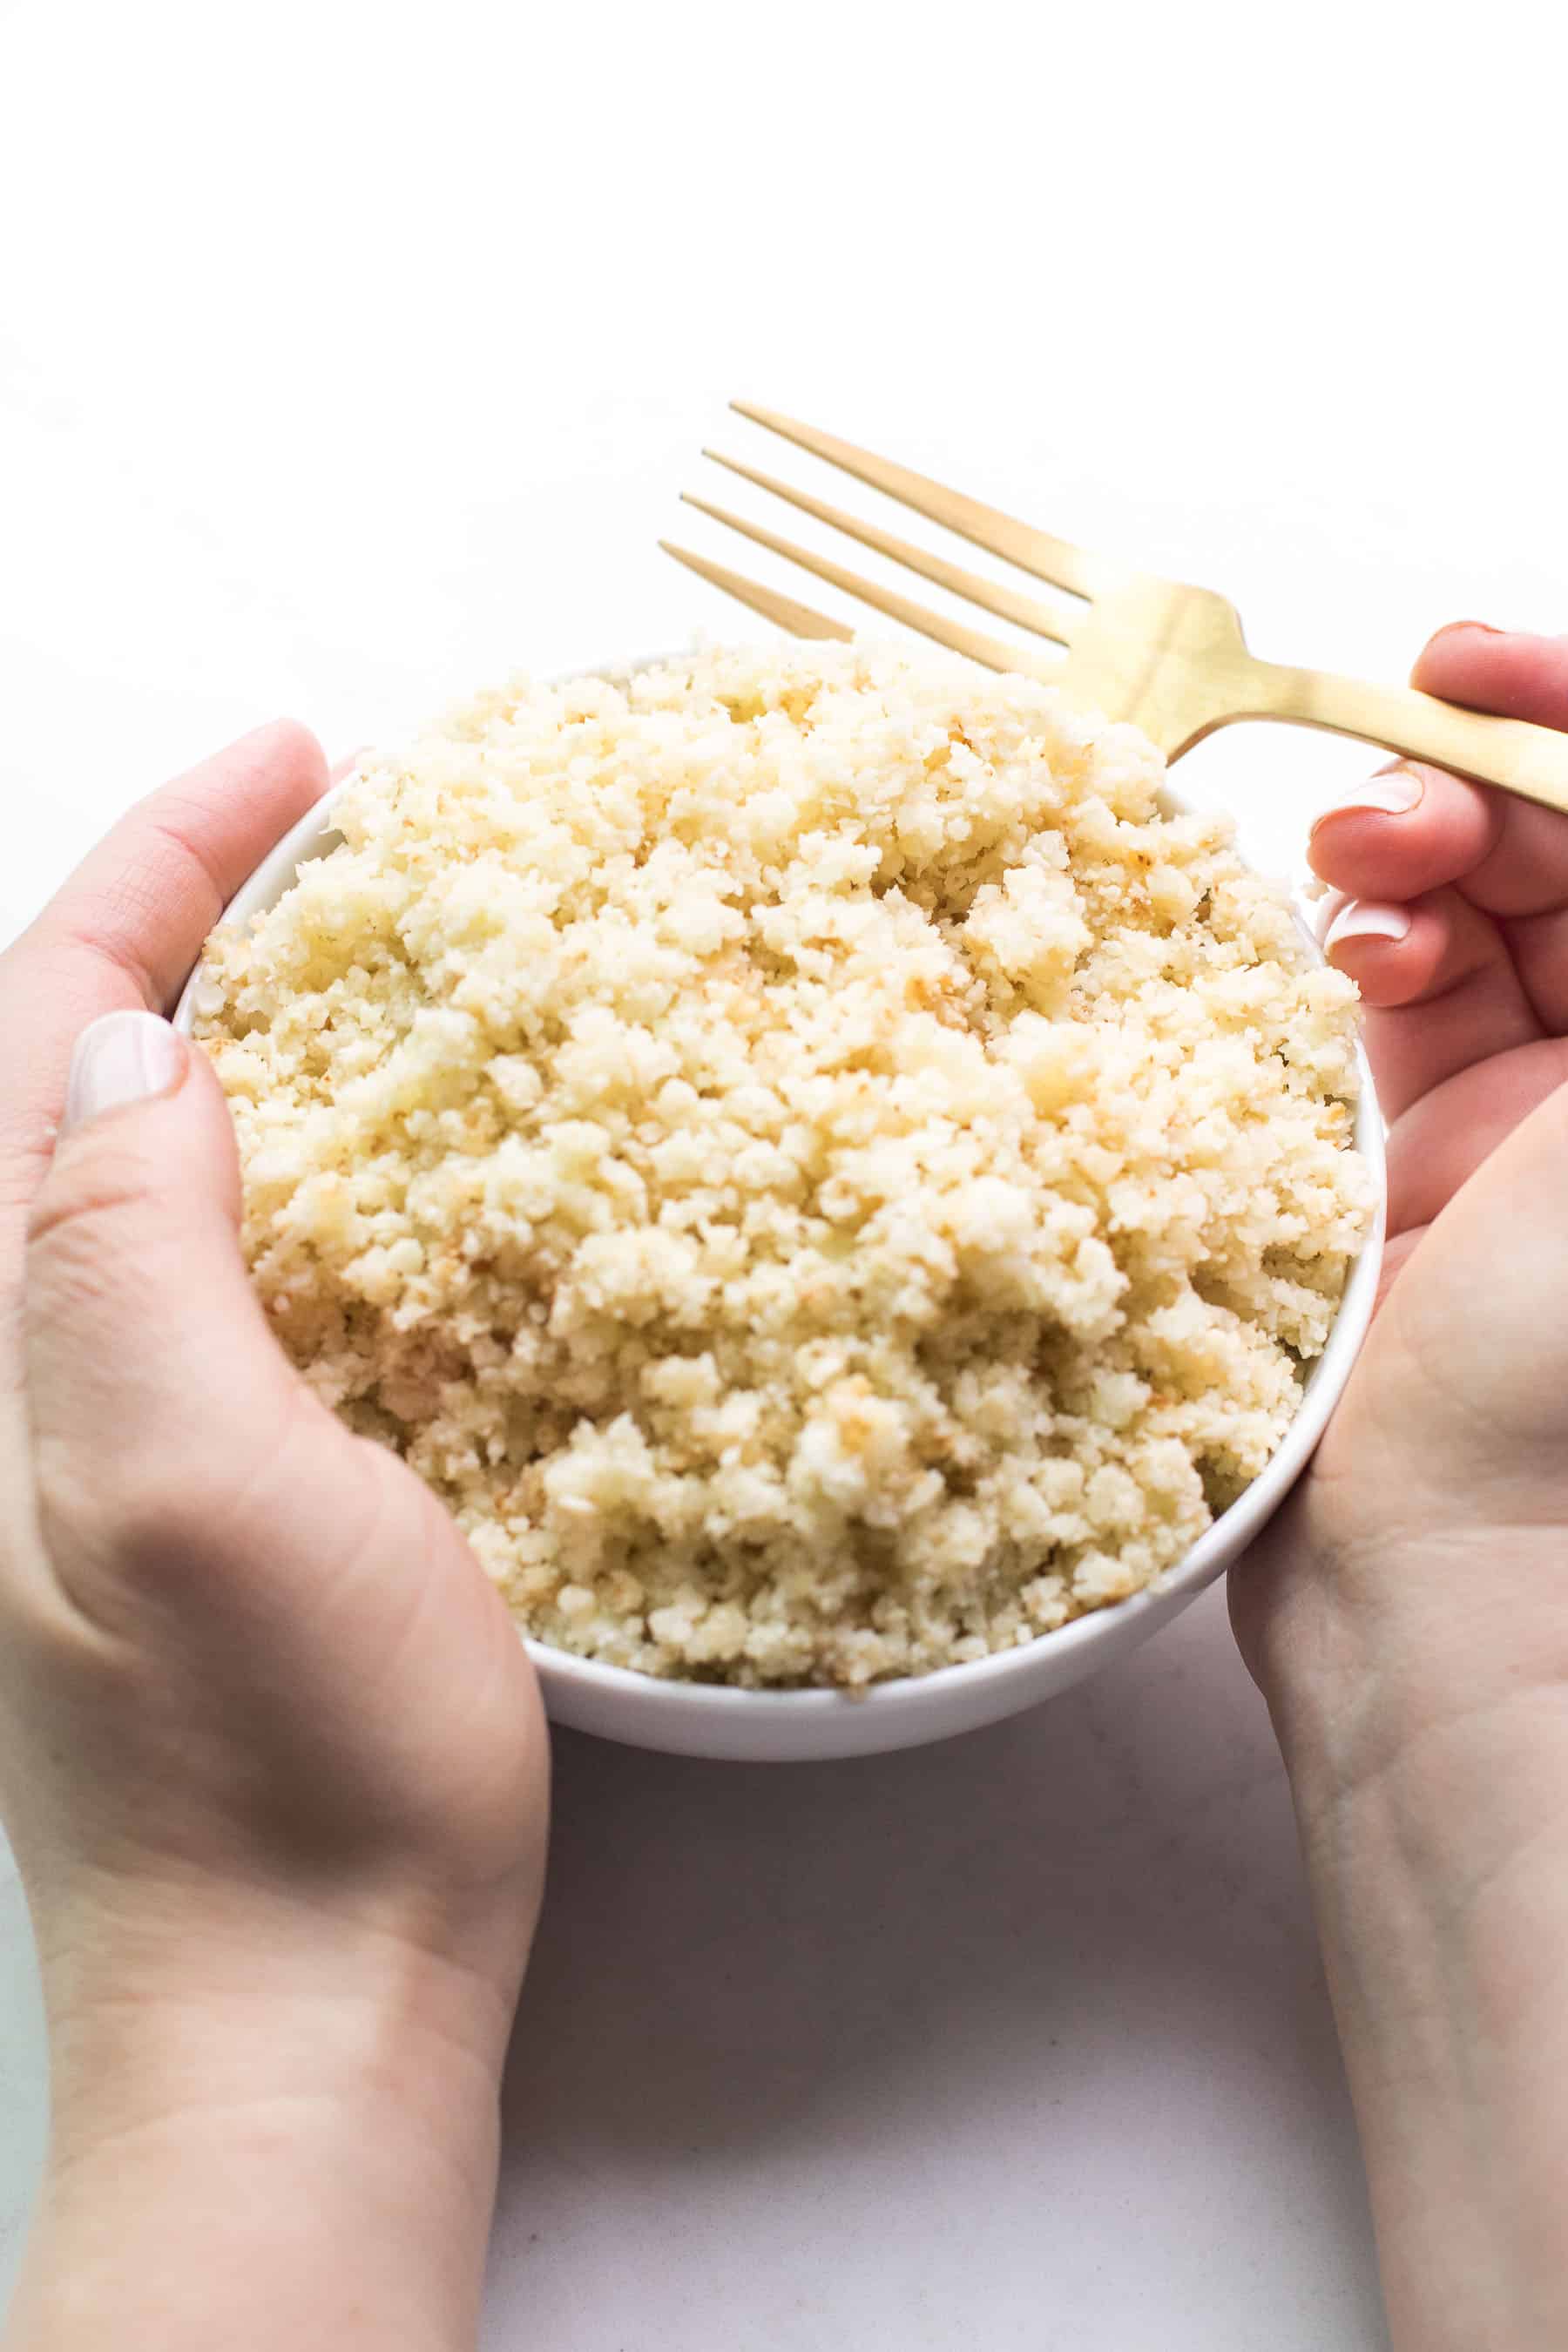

194,643,1371,1687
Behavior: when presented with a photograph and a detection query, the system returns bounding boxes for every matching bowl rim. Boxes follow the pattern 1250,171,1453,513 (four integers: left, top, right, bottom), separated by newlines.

173,647,1387,1726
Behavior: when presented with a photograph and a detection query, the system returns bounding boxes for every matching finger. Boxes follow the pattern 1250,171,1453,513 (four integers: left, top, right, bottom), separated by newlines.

24,718,328,1010
1412,620,1568,727
1308,762,1499,902
1312,636,1568,1039
0,720,327,1267
1383,1034,1568,1239
1494,905,1568,1037
1403,627,1568,1031
1318,886,1542,1122
21,1012,523,1749
1405,623,1568,928
27,1011,290,1417
1311,744,1568,929
23,1013,305,1609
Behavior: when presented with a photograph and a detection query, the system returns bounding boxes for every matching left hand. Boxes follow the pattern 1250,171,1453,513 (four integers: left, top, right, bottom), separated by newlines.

0,723,550,2352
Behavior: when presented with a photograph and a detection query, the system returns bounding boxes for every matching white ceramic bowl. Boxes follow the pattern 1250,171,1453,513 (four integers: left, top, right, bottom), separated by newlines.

174,664,1385,1763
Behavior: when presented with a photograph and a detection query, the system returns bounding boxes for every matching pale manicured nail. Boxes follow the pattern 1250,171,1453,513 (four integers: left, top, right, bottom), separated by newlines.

1308,887,1346,943
62,1011,185,1138
1310,764,1424,833
1322,900,1413,955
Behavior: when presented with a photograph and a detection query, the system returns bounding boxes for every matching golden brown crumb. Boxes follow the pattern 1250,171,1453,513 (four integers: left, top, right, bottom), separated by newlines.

193,642,1371,1687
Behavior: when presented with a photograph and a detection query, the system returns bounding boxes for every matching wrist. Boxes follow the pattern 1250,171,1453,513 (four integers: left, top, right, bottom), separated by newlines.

10,1875,517,2352
1285,1706,1568,2352
18,2082,500,2352
38,1861,518,2157
1246,1512,1568,2349
1241,1486,1568,1801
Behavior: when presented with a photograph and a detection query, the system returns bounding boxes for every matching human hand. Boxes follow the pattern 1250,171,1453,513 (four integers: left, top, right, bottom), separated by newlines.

1232,625,1568,2349
0,724,549,2350
1236,626,1568,1734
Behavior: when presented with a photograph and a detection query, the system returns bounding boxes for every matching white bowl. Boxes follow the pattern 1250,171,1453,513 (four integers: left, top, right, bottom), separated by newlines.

174,664,1385,1763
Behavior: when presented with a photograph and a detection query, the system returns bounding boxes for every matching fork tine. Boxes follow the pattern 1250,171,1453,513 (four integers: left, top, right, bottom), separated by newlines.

732,402,1122,605
678,495,1051,679
703,449,1075,648
658,541,854,641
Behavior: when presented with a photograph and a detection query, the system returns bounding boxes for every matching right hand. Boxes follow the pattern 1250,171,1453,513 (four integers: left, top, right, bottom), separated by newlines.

1235,625,1568,1750
1232,625,1568,2350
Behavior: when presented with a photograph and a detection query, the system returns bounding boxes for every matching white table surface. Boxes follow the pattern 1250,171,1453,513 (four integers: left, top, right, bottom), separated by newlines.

3,1589,1389,2349
2,0,1564,2338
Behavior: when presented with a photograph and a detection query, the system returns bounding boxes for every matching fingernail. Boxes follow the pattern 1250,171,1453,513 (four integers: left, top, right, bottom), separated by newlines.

1308,886,1346,943
1310,763,1424,835
1429,620,1513,649
1322,900,1413,955
62,1011,185,1138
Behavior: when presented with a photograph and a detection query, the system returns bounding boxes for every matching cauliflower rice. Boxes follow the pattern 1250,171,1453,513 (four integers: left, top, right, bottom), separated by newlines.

194,642,1371,1688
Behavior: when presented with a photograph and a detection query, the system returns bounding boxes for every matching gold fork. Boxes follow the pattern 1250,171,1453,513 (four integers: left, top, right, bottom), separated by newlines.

661,402,1568,816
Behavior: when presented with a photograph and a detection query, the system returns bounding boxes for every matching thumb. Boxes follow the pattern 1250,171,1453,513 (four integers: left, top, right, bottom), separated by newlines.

25,1010,297,1524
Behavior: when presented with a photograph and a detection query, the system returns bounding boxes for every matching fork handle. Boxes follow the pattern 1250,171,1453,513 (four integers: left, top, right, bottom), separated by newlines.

1246,659,1568,818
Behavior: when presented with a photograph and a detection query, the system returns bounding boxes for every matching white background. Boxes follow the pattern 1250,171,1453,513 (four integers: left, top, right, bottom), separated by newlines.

1,0,1563,2340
